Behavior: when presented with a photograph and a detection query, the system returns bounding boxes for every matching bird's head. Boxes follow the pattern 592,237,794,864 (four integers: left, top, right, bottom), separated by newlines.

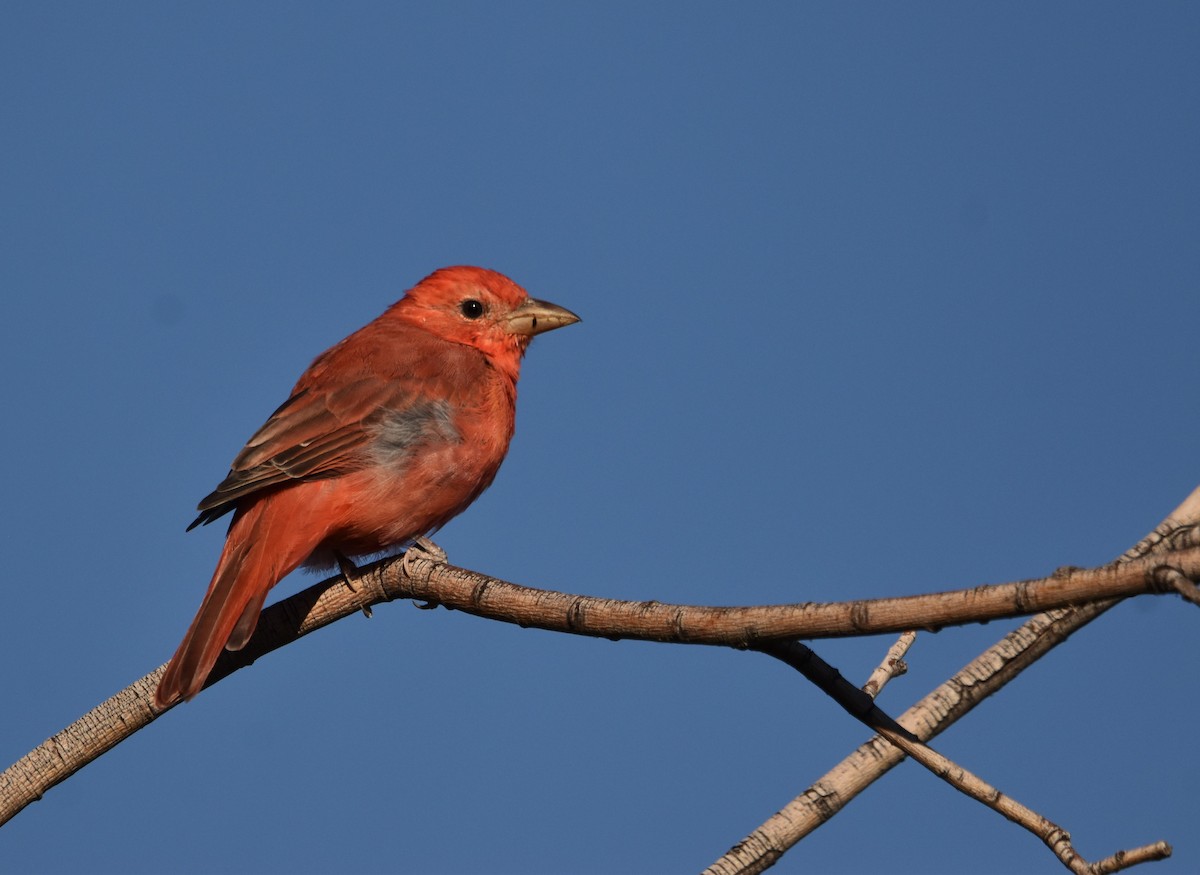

395,266,580,381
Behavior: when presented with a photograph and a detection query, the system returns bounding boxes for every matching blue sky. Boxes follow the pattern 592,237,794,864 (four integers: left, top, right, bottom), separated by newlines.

2,4,1198,873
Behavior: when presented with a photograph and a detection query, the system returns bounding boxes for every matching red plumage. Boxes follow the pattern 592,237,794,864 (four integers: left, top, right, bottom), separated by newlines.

155,266,579,708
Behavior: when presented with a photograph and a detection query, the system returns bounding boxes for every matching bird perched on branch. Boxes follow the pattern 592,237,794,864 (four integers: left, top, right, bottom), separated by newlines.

155,266,579,709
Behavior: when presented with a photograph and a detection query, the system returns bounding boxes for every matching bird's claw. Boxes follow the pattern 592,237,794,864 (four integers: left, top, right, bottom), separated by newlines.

401,536,448,576
335,552,364,591
413,536,448,563
335,552,374,618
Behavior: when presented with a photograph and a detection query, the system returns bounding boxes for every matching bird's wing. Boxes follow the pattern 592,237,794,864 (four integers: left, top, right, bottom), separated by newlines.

188,377,426,529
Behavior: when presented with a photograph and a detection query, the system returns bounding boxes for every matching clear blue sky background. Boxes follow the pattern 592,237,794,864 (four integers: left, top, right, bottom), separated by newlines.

2,4,1198,873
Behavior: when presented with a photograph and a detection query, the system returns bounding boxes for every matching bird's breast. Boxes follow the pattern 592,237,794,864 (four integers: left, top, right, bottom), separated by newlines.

320,383,516,556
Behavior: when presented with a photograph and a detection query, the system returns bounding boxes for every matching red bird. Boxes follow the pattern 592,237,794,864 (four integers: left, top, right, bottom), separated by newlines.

155,266,579,708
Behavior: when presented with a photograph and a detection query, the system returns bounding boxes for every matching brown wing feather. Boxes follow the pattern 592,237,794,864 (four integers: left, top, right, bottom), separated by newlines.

189,318,490,531
189,378,418,529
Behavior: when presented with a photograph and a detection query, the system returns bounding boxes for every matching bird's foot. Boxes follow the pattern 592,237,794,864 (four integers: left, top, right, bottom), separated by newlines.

402,536,448,576
402,539,447,610
335,552,374,618
413,536,448,563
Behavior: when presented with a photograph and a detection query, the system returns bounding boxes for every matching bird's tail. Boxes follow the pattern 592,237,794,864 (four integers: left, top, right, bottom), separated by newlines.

154,497,315,709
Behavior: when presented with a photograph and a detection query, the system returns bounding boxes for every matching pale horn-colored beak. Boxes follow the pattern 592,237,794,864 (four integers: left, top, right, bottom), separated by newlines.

507,297,581,337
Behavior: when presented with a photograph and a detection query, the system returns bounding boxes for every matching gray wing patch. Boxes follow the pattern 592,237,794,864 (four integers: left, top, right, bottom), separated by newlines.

189,388,462,531
368,399,462,468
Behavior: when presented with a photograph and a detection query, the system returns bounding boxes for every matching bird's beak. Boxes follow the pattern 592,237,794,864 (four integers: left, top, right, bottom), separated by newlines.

507,297,581,337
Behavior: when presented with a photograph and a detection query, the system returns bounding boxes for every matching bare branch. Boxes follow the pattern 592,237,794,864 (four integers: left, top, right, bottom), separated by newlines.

753,640,918,740
862,631,916,699
748,629,1169,874
702,604,1117,875
1155,566,1200,606
385,545,1200,642
874,725,1171,874
1090,844,1176,875
704,484,1200,874
4,485,1198,854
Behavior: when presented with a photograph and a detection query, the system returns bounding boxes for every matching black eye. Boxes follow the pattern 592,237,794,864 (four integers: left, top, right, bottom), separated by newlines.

460,299,485,319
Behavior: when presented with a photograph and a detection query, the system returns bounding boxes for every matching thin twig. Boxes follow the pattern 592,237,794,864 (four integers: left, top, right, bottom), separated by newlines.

756,635,1170,874
862,631,916,699
704,485,1200,875
874,726,1171,874
703,604,1117,875
752,640,918,741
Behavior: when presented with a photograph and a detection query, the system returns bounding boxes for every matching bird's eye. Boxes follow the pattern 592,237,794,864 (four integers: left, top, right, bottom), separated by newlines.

460,299,485,320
